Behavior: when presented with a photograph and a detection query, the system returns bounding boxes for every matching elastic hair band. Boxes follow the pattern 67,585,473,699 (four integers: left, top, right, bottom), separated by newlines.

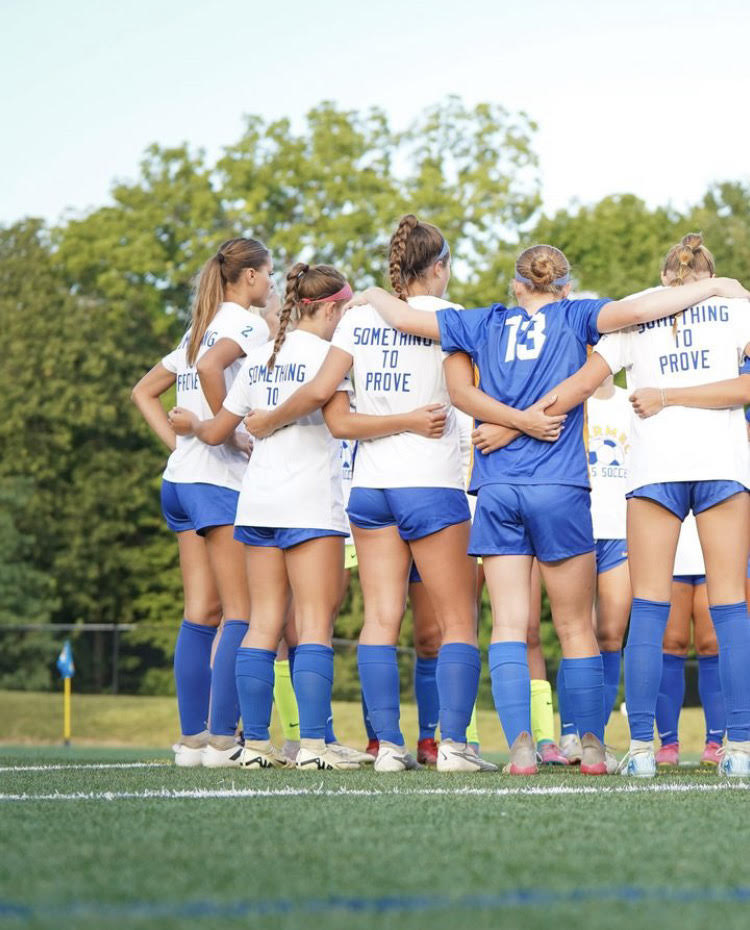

299,282,353,304
435,239,450,262
216,252,225,264
514,271,570,286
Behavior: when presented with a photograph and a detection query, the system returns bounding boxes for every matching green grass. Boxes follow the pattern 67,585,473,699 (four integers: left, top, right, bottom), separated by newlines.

1,745,749,930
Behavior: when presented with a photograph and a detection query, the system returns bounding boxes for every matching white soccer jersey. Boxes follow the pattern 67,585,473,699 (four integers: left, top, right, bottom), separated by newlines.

223,330,350,532
330,295,465,490
339,437,355,545
673,512,706,576
587,387,630,539
594,296,750,491
161,302,270,489
455,408,477,517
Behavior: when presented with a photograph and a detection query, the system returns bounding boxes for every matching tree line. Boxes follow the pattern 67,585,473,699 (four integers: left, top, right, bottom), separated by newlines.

2,96,748,697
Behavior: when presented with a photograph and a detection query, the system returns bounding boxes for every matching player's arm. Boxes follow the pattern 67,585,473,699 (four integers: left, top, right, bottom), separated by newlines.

131,363,178,452
167,406,243,445
345,288,440,340
538,353,613,417
630,375,750,419
197,338,245,414
244,347,353,439
323,390,447,440
444,352,566,450
597,278,750,332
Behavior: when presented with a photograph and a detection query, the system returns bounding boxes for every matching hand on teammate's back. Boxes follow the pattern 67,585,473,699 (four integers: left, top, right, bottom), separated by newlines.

714,277,750,300
471,423,518,453
629,388,663,419
167,407,198,436
519,395,567,441
408,403,447,438
243,409,275,439
227,430,253,457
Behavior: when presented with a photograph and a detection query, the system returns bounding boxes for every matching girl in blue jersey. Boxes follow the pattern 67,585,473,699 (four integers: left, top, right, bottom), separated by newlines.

132,237,274,766
350,244,747,775
170,262,449,770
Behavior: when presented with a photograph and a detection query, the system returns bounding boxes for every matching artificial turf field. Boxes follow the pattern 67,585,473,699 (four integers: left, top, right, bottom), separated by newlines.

2,745,750,930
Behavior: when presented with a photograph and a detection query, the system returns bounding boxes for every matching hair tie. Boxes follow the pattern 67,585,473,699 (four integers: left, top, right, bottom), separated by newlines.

436,239,450,262
216,252,225,265
514,271,570,286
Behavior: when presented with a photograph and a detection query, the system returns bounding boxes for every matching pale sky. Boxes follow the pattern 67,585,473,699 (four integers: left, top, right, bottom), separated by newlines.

2,0,749,226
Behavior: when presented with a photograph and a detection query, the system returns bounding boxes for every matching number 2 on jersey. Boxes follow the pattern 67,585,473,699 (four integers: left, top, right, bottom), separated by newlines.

504,315,547,362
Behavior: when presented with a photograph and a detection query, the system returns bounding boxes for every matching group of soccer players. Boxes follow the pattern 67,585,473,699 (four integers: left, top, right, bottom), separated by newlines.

132,219,750,777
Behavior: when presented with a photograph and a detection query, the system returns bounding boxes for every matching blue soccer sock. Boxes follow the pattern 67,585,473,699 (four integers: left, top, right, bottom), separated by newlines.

360,689,377,741
560,655,605,742
287,646,297,678
358,644,403,746
414,656,439,740
697,654,726,745
624,598,670,742
292,644,334,741
173,619,216,736
489,641,531,748
436,643,481,744
601,650,622,725
235,647,276,741
556,664,576,737
655,653,686,745
709,602,750,742
208,620,248,737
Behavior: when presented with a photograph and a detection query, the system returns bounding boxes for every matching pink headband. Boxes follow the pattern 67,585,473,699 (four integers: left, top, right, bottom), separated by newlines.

299,282,353,304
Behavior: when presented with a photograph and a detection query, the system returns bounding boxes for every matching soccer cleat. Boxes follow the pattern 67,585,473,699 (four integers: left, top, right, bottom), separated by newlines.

239,740,292,769
700,741,723,769
327,742,374,765
580,733,607,775
655,742,680,770
559,733,583,765
417,737,439,766
202,739,244,768
374,741,423,773
365,738,379,759
502,732,538,775
617,742,656,778
296,741,361,771
173,730,209,767
536,741,569,766
605,745,619,775
437,739,498,773
282,739,301,764
718,741,750,778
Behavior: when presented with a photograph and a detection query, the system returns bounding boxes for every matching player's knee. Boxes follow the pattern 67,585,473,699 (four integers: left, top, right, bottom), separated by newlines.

662,631,689,654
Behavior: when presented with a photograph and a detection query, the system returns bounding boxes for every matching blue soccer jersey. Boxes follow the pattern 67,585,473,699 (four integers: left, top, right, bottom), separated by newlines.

437,298,609,491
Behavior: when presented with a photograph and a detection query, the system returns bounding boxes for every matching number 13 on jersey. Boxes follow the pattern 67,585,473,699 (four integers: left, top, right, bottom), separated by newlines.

504,315,547,361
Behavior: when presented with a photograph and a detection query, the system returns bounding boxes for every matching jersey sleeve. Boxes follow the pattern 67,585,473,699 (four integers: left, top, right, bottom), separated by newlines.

330,311,357,358
217,307,271,355
222,362,253,417
161,346,181,373
593,331,629,375
564,298,610,346
437,306,495,356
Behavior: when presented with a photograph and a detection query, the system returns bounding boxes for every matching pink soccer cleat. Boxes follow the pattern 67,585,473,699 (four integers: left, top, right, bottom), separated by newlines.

537,741,570,766
365,738,379,759
655,742,679,769
700,741,723,769
417,737,439,766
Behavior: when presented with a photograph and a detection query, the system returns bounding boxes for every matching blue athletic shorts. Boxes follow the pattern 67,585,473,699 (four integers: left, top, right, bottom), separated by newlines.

347,487,470,542
673,574,707,586
233,526,347,550
161,480,239,536
595,538,628,575
469,484,594,561
626,480,747,519
409,562,422,584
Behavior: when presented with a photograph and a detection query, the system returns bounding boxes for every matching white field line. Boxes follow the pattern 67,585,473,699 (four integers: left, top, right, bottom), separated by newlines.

0,781,748,802
0,762,169,773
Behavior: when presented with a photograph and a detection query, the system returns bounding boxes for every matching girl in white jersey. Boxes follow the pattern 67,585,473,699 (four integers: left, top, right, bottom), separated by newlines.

246,217,499,774
570,234,750,776
170,263,447,770
131,237,274,766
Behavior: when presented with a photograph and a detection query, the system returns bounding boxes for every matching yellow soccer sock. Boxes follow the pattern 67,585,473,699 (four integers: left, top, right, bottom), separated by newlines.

466,702,479,746
273,659,299,741
530,679,555,746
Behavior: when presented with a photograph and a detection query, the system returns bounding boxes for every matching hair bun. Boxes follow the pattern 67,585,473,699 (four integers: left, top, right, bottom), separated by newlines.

681,233,703,252
528,254,557,286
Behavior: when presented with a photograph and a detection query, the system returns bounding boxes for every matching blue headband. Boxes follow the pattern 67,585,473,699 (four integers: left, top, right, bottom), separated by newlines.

436,239,450,262
515,271,570,286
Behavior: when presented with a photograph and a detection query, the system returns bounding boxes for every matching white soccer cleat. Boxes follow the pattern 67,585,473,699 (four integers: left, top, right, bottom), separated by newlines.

436,739,498,773
374,741,423,772
202,739,244,768
719,740,750,778
559,733,583,765
327,742,375,765
579,733,607,776
173,730,208,767
617,741,656,778
502,731,538,775
296,740,361,771
239,740,292,769
605,745,619,775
